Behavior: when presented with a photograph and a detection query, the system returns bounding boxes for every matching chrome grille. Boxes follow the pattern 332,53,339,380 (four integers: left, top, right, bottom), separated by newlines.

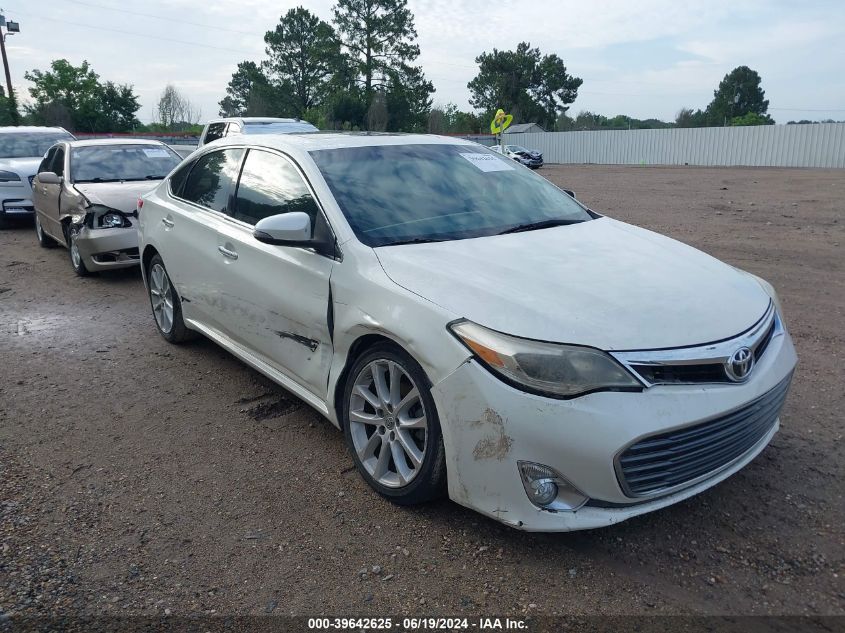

613,302,780,386
616,372,792,497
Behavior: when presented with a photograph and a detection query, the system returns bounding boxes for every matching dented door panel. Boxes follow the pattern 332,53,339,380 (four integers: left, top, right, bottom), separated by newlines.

213,219,335,399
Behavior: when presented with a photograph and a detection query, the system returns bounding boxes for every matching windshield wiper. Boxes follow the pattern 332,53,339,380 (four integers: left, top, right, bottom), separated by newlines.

380,237,449,247
496,218,585,235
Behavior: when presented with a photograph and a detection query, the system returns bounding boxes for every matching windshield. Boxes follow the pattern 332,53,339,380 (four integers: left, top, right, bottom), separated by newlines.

507,145,529,153
310,143,590,246
244,121,318,134
71,144,181,183
0,131,75,159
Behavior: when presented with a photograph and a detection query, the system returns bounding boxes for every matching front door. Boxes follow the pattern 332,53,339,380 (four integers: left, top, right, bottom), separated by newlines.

212,148,336,400
32,145,65,240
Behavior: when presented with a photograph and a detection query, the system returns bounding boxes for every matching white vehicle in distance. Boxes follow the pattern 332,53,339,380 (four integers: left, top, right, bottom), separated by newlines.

32,139,181,275
137,133,797,532
197,117,318,146
0,126,76,228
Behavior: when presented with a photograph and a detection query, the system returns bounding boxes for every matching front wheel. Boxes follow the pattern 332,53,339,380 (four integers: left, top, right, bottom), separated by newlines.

342,343,447,505
147,254,196,344
66,225,91,276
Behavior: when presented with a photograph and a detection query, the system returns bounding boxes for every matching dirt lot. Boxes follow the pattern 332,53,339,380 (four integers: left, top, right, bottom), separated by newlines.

0,165,842,620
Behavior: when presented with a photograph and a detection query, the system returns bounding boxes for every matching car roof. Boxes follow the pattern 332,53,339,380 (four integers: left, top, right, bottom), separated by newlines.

65,138,169,148
0,126,71,134
208,117,305,125
206,132,477,153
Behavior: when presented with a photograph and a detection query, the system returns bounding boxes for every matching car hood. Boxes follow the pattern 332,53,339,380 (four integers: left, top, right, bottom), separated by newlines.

0,157,42,177
74,181,161,214
374,217,771,351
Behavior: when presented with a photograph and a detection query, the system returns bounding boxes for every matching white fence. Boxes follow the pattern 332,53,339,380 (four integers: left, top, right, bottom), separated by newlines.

503,123,845,167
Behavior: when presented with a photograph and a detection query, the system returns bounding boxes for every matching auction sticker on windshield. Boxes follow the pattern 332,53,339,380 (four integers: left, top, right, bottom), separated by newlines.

459,152,514,172
143,148,171,158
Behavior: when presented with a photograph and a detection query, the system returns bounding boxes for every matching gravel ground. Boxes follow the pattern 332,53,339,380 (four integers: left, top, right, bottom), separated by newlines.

0,165,842,620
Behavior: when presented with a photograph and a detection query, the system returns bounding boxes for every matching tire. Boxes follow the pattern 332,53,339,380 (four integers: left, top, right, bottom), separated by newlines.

35,214,56,248
146,253,196,344
342,342,447,505
66,224,91,276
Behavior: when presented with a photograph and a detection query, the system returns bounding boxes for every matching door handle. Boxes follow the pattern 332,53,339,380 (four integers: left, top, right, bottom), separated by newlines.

217,245,238,260
161,217,174,228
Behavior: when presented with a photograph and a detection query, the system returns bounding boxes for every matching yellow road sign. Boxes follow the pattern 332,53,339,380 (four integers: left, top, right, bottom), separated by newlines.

490,109,513,134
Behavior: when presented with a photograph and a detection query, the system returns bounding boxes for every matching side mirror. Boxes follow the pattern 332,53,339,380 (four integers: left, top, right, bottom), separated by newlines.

253,212,312,245
38,171,62,185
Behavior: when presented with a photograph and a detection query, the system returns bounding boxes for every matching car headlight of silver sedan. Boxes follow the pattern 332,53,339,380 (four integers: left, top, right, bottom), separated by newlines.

449,320,643,398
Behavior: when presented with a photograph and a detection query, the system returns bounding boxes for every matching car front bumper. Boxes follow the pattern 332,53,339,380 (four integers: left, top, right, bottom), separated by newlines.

75,226,140,271
431,323,797,531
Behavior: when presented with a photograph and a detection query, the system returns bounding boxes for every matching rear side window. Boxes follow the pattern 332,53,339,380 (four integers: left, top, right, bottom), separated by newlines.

180,148,244,213
232,149,319,226
204,123,227,144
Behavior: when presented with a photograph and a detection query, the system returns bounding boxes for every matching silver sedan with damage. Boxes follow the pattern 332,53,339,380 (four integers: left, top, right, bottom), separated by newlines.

32,138,181,275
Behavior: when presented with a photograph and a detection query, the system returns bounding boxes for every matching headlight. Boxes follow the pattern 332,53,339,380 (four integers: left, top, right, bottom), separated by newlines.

0,170,21,183
449,320,642,398
88,204,132,229
101,212,125,228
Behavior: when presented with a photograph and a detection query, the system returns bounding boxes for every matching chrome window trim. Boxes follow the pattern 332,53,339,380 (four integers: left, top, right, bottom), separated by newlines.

611,301,780,387
165,143,342,261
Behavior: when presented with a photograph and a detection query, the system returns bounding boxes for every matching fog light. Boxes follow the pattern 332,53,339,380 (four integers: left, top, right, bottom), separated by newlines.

518,461,589,511
530,478,558,506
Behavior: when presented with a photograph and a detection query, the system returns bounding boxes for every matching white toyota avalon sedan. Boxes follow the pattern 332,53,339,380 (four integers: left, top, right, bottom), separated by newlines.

137,133,797,531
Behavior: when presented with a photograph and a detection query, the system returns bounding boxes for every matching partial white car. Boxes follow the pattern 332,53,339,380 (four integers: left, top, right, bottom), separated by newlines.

0,126,75,228
32,139,181,275
492,144,543,169
198,117,318,146
137,133,797,531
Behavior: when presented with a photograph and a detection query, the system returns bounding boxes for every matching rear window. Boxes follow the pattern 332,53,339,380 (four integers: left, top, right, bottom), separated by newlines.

0,131,75,159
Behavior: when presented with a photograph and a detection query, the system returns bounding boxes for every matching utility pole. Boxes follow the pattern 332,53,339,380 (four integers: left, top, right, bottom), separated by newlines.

0,11,20,123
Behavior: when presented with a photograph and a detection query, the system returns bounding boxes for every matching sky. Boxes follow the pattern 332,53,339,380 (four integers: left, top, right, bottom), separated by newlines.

2,0,844,126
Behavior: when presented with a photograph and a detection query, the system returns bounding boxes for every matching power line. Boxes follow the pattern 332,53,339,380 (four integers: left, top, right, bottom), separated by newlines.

5,7,260,56
63,0,261,36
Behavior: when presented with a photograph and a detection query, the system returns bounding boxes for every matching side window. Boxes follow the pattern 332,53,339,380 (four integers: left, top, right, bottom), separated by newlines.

232,149,320,226
168,160,193,197
204,123,226,144
180,148,244,213
39,147,57,174
226,122,242,136
51,147,66,177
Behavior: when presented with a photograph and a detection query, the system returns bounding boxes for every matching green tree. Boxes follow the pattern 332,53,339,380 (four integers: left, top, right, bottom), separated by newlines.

468,42,582,129
706,65,770,126
729,111,774,126
0,86,20,126
264,7,342,117
675,107,708,128
219,61,281,117
23,59,140,132
332,0,423,100
385,65,433,132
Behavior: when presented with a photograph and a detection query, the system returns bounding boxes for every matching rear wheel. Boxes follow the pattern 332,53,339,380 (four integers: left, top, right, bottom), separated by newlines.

35,215,56,248
342,343,446,505
147,254,195,343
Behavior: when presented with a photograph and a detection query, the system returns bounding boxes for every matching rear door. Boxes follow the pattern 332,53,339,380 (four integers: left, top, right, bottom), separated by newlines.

213,148,336,399
155,147,244,330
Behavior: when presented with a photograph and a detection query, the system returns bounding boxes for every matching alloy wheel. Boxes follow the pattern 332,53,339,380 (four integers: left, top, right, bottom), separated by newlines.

149,263,174,334
349,359,428,488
